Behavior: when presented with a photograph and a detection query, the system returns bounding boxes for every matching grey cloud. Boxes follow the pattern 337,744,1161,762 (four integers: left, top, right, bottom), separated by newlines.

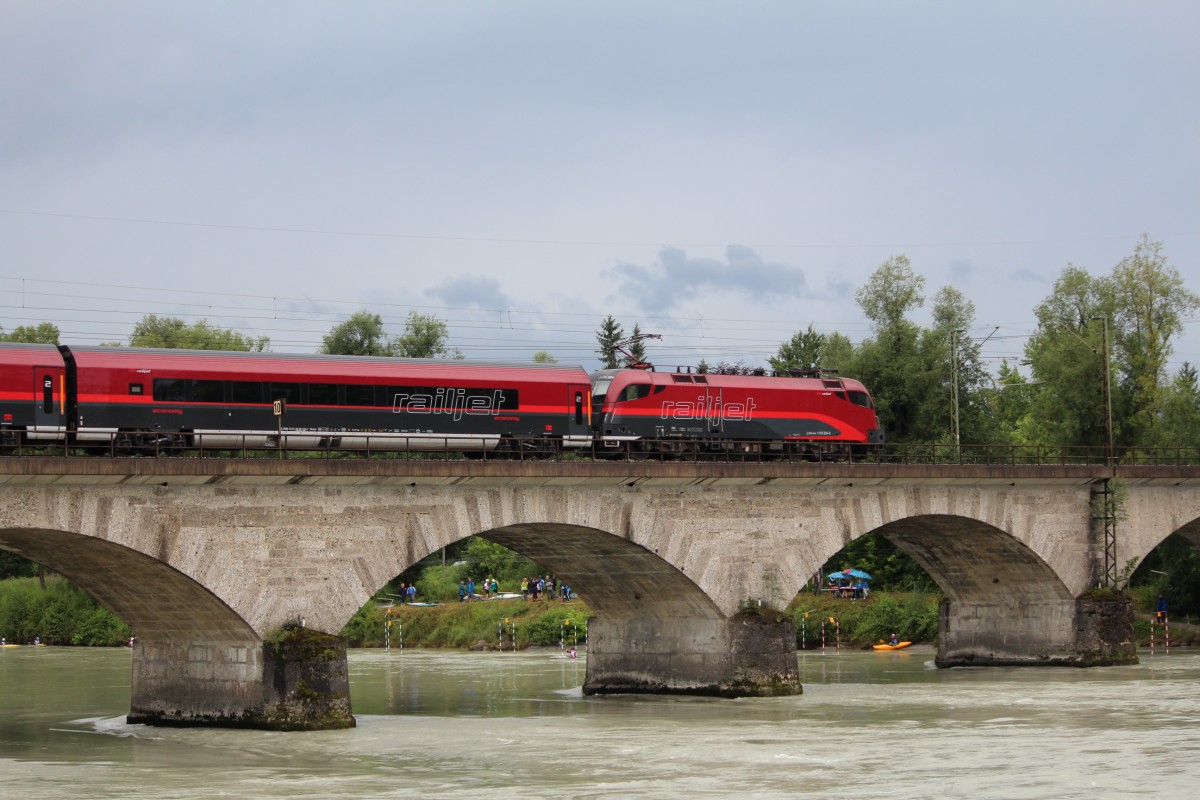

1012,268,1051,284
613,246,809,313
426,275,512,311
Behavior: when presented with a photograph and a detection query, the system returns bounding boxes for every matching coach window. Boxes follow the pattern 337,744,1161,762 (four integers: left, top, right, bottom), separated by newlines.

153,378,188,402
270,383,302,404
574,391,584,424
193,380,224,403
42,376,54,413
344,384,374,406
231,381,264,404
309,383,339,405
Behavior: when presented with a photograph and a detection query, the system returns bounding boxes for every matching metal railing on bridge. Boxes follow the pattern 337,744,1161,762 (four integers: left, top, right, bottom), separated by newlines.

3,432,1200,467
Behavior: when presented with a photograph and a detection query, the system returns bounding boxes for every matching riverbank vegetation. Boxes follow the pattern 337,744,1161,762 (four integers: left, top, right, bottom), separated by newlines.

0,575,131,646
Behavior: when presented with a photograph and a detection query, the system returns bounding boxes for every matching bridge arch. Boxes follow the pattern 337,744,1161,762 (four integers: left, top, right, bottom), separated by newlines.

0,526,257,644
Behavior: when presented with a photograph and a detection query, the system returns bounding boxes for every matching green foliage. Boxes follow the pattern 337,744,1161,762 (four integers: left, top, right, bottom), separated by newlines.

340,602,387,645
821,533,937,593
0,322,61,344
768,324,826,373
532,351,557,363
392,311,461,359
1151,363,1200,449
1130,533,1200,616
623,323,648,367
129,314,269,351
320,311,391,356
595,315,623,369
0,576,131,645
789,592,941,647
0,552,37,580
388,537,549,603
340,596,592,649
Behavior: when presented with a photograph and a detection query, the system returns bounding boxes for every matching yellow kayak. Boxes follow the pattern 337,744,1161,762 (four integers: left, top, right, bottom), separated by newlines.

872,641,912,651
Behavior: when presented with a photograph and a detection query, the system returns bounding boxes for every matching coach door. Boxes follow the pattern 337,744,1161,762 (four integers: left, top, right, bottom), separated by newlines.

708,387,724,434
566,386,589,443
31,365,66,437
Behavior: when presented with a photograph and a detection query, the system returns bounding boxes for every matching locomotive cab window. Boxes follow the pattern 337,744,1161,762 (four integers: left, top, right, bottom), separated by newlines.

618,383,652,403
848,391,873,408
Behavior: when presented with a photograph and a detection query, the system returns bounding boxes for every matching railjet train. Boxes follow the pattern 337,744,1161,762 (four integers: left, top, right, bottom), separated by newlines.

0,343,883,459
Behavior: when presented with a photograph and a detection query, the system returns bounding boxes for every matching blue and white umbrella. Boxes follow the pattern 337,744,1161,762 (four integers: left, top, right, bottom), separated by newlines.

826,568,872,581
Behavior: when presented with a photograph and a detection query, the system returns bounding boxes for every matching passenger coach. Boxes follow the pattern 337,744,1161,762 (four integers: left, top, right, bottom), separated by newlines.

2,343,594,454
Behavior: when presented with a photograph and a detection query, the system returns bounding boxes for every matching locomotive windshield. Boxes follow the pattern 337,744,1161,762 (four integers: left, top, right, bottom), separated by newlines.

591,378,612,400
848,391,873,408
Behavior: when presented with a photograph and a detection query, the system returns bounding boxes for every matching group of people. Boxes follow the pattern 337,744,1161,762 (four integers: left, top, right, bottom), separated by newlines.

446,575,577,603
519,575,573,602
457,576,501,602
827,579,869,599
395,582,418,604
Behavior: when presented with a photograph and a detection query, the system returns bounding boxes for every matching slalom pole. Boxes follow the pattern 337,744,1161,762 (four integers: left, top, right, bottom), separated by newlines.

835,617,842,653
820,620,826,654
1165,613,1170,655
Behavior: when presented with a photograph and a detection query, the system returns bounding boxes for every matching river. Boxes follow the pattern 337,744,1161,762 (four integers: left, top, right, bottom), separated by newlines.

2,645,1198,798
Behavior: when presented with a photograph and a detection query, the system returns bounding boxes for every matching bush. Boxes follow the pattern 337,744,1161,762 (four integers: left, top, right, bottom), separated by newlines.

0,576,131,646
789,591,941,648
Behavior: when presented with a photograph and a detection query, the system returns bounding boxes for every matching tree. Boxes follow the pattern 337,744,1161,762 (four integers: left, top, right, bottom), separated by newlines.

320,311,391,356
917,286,991,445
1111,236,1199,443
595,315,624,369
1152,363,1200,450
0,322,60,344
391,311,461,359
852,255,928,442
768,324,825,374
532,351,557,363
129,315,269,351
623,323,648,367
856,254,925,332
1020,267,1114,448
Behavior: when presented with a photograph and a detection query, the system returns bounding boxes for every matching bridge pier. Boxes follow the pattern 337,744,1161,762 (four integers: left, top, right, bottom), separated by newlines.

935,593,1136,667
128,627,354,731
583,612,801,697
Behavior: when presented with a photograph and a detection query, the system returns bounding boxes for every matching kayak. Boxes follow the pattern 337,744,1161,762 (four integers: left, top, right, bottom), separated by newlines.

872,641,912,651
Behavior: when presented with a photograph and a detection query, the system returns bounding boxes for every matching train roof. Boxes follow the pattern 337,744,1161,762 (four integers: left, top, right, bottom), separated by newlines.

0,341,65,365
590,367,871,392
63,346,590,382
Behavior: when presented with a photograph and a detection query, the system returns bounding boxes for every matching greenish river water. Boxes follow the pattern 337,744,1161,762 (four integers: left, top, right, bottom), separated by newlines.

2,645,1198,798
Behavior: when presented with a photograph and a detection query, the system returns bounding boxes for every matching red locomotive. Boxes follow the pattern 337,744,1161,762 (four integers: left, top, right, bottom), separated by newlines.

1,343,882,458
590,367,883,459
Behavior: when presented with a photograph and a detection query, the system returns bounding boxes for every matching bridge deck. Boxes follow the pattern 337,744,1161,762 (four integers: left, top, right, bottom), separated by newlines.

1,456,1198,486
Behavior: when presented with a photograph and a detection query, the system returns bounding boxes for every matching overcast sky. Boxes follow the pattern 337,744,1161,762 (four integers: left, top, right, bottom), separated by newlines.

1,2,1197,373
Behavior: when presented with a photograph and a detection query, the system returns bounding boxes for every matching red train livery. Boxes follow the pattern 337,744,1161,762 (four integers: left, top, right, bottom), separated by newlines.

0,343,883,458
589,367,883,458
1,343,592,454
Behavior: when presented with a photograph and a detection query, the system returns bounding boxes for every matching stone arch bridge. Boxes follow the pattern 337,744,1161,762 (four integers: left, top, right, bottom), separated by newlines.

2,457,1198,729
